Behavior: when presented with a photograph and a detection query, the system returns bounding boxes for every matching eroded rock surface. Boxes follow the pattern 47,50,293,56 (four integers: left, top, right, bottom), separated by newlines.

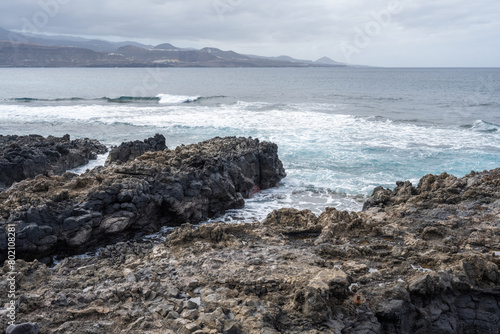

1,160,500,333
0,136,285,262
0,134,107,190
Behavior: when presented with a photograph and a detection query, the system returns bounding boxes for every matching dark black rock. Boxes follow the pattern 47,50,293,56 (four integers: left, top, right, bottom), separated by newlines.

105,133,166,165
0,136,286,261
0,134,107,190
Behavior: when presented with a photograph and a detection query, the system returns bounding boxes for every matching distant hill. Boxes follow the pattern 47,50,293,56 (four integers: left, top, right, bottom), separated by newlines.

246,54,347,67
0,27,26,43
246,53,311,64
112,45,317,67
315,56,344,66
0,27,151,52
274,55,313,63
0,27,348,68
154,43,180,51
0,41,128,67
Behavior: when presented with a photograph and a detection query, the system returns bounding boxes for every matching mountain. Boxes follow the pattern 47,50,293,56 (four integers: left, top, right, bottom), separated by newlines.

0,41,129,67
274,55,313,63
0,27,347,68
112,45,315,67
246,53,312,64
22,34,151,52
1,28,151,52
0,27,9,39
246,54,347,67
154,43,180,51
315,56,344,66
0,27,26,43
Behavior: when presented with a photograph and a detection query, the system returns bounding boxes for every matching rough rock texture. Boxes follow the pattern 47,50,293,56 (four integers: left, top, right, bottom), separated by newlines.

0,136,286,262
2,168,500,333
363,170,500,210
105,134,166,165
0,134,107,190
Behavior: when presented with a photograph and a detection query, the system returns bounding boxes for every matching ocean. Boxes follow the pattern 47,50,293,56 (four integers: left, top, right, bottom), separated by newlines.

1,67,499,222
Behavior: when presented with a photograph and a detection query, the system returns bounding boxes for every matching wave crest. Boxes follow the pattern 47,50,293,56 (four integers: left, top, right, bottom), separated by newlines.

156,94,201,104
469,120,499,133
2,94,221,105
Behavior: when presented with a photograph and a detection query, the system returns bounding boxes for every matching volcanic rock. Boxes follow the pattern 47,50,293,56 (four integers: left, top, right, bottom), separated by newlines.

1,153,500,333
0,134,107,190
0,136,286,261
105,133,166,165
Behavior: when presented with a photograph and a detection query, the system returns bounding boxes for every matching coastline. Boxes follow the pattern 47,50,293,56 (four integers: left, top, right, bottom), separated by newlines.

1,135,500,333
0,135,286,262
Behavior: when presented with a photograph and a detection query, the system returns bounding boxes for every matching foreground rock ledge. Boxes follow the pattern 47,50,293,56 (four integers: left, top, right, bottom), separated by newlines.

1,168,499,333
0,136,286,261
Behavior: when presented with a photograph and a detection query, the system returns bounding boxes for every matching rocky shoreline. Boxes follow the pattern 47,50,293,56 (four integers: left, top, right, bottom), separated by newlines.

0,136,285,262
0,134,107,191
1,135,500,333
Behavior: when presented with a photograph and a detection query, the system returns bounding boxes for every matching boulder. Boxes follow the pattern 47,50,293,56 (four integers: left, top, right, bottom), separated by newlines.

105,133,166,165
5,322,39,334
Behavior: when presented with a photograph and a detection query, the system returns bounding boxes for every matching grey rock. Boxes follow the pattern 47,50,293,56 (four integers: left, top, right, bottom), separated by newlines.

5,322,40,334
181,309,199,320
183,299,199,310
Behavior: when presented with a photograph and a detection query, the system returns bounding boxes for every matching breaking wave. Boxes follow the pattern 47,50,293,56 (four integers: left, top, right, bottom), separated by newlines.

1,94,226,105
463,120,500,133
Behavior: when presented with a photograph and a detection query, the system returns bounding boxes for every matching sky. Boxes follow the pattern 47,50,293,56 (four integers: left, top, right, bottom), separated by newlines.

0,0,499,67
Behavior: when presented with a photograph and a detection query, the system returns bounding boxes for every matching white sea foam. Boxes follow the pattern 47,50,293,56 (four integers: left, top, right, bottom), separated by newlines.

156,93,200,104
141,226,176,243
67,152,110,175
470,120,499,132
1,99,499,221
2,102,499,153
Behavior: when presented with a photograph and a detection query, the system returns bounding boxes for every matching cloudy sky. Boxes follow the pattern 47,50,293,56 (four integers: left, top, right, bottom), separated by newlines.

1,0,499,67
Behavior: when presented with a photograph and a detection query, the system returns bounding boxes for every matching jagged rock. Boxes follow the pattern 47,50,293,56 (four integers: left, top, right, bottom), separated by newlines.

363,169,500,210
105,133,166,165
0,136,286,261
1,162,500,333
0,134,107,190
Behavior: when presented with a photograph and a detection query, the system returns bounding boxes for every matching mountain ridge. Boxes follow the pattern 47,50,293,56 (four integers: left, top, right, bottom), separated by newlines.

0,27,347,68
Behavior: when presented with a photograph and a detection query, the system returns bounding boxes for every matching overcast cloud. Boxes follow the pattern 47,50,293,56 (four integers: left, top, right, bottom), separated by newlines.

1,0,499,66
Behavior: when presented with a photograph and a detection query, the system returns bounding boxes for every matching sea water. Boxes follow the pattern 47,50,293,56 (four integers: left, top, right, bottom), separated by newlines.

0,67,499,222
